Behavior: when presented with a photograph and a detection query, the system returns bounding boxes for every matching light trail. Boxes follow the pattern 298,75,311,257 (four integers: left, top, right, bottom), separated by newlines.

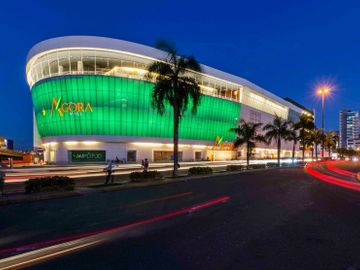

305,162,360,192
4,161,238,182
326,161,356,177
0,196,230,269
4,158,303,182
0,240,101,270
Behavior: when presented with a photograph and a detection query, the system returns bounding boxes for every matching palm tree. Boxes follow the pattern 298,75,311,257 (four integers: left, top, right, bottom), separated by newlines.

263,114,292,166
146,41,202,176
336,147,347,159
294,114,315,161
323,131,338,157
306,129,324,160
230,120,266,169
287,122,299,162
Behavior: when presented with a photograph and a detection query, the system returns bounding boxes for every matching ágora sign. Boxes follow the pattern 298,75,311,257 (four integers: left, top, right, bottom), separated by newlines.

43,97,93,117
213,136,234,151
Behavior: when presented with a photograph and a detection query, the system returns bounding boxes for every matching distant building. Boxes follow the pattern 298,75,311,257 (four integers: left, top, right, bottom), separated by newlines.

0,136,13,150
347,138,360,150
339,109,360,149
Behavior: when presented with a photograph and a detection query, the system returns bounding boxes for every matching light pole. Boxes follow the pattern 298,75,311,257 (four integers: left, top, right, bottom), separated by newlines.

317,86,330,157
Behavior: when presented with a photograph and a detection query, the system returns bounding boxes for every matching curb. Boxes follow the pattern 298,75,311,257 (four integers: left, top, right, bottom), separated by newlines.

0,191,81,206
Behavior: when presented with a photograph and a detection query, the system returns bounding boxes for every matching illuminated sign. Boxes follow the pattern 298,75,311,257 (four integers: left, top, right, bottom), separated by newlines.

213,136,234,150
214,136,224,146
48,97,93,117
69,150,106,162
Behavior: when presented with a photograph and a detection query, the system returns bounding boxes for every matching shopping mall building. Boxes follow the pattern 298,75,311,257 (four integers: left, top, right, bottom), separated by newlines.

26,36,313,163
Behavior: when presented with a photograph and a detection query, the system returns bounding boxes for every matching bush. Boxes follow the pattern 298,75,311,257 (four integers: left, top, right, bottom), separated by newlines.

266,162,279,168
188,167,213,175
280,162,292,167
226,165,245,171
25,176,75,193
248,164,266,170
130,171,162,182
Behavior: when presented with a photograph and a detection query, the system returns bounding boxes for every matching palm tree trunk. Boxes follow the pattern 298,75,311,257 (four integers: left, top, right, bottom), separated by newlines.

328,147,331,157
246,145,250,169
301,131,305,161
173,105,180,177
315,143,318,160
292,141,296,163
277,137,281,167
302,144,305,161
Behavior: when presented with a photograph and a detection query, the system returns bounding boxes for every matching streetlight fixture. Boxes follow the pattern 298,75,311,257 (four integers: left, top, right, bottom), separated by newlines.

317,85,331,157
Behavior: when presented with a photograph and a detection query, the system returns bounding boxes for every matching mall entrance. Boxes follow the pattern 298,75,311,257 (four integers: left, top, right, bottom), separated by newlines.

153,151,183,162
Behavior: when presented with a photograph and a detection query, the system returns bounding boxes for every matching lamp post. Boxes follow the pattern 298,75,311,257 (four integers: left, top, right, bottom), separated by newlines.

317,86,331,157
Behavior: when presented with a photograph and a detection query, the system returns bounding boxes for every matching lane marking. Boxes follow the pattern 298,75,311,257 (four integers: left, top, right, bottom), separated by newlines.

132,192,193,206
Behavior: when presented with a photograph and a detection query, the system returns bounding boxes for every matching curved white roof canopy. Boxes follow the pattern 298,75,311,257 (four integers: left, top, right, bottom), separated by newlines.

27,36,301,112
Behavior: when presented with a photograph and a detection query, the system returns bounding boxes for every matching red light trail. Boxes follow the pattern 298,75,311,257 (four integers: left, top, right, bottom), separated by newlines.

306,162,360,192
326,161,356,177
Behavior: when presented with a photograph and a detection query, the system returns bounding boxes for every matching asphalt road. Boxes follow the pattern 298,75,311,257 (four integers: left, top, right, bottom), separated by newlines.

2,166,360,269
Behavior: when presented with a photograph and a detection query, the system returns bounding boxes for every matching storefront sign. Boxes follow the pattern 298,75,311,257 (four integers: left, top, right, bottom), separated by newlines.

47,97,93,117
213,136,234,150
70,150,105,162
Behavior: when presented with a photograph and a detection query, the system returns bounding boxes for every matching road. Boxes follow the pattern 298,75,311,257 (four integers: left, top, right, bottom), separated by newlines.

1,164,360,269
4,159,301,182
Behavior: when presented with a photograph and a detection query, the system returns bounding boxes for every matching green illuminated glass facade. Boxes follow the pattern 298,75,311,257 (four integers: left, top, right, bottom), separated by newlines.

31,75,241,142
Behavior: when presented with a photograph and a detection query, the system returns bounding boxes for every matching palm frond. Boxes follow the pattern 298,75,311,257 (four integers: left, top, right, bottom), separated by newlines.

149,40,202,120
146,61,174,81
178,56,202,73
177,76,201,114
155,40,177,64
234,137,246,148
151,79,173,115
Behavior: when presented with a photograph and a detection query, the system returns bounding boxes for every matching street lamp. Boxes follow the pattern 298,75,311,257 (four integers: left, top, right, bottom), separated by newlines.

317,86,331,157
317,86,330,130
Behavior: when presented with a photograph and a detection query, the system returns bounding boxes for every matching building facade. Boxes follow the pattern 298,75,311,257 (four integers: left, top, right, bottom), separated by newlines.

0,136,13,150
339,109,360,149
26,36,311,163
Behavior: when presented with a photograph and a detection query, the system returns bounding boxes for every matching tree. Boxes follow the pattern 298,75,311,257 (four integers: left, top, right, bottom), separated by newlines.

287,121,299,162
263,114,292,166
146,41,202,176
323,131,338,157
230,120,266,169
336,148,347,159
294,114,315,161
306,129,324,160
347,149,357,159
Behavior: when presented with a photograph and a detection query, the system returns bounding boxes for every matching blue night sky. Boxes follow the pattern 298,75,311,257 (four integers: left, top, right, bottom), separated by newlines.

1,0,360,149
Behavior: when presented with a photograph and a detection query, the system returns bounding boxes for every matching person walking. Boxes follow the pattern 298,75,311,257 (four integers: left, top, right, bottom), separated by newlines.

104,160,114,185
141,159,145,171
0,170,5,197
144,158,149,172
